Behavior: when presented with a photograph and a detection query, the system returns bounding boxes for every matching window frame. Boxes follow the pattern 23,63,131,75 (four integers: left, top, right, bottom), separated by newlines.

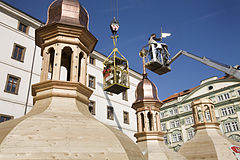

89,56,95,65
184,104,191,112
218,93,230,102
172,133,182,143
18,21,29,34
88,74,96,89
107,106,114,120
221,106,235,116
11,43,26,62
123,111,129,124
170,119,181,128
187,130,195,140
224,121,239,133
88,100,96,115
161,123,166,131
4,74,21,95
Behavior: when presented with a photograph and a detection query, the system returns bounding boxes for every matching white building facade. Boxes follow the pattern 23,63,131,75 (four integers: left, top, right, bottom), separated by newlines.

0,1,142,141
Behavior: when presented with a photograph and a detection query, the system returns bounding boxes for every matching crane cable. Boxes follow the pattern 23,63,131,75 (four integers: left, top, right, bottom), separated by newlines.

110,0,119,20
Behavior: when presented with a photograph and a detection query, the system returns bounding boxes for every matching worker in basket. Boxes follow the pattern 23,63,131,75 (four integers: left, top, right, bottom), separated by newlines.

148,33,170,65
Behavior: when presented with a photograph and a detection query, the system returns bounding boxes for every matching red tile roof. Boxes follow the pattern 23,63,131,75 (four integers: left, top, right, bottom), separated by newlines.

162,75,235,103
162,86,199,103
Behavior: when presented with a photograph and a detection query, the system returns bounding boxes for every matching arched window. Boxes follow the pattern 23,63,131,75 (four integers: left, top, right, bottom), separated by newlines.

141,113,145,132
60,46,73,81
148,112,153,131
48,47,55,80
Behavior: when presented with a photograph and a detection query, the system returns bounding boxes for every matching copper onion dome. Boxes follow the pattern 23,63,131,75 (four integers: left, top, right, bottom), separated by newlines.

47,0,89,28
134,74,161,103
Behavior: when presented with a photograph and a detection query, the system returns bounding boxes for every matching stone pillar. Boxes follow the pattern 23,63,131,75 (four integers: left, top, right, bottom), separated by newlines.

152,111,157,131
52,44,62,80
137,112,142,132
201,105,206,123
40,48,50,82
144,111,148,132
70,46,79,82
156,113,160,131
80,52,87,85
193,106,199,124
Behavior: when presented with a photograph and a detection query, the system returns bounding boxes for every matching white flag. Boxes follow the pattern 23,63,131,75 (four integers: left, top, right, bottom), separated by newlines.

162,33,171,38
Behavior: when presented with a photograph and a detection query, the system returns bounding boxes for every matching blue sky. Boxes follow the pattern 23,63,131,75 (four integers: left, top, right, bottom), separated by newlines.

3,0,240,100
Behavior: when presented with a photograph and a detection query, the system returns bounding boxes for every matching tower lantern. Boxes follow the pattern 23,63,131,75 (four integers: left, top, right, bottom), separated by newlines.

36,0,97,85
131,54,187,160
179,98,240,160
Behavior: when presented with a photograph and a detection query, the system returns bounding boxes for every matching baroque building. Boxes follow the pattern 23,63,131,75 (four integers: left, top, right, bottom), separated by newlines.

179,98,239,160
0,0,141,141
160,76,240,151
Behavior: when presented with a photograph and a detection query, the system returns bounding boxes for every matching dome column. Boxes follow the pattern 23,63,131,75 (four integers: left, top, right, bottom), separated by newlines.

40,48,50,82
137,112,142,132
70,46,79,82
52,44,63,80
79,52,87,85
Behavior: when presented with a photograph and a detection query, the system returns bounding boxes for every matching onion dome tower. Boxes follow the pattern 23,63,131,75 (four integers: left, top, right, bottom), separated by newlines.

132,51,186,160
179,98,240,160
0,0,144,159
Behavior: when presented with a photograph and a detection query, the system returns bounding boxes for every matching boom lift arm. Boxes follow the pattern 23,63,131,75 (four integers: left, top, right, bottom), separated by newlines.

167,50,240,80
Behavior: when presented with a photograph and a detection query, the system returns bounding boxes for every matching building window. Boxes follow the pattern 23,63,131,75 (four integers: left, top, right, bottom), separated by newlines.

161,123,166,131
11,44,25,62
170,120,180,128
123,111,129,124
238,90,240,96
160,112,165,119
89,56,95,65
187,130,195,140
122,90,128,101
4,74,21,95
221,106,235,116
164,135,168,144
88,75,95,89
224,121,239,133
0,114,14,123
184,104,191,112
174,108,178,114
18,22,28,33
88,101,95,115
172,133,182,143
107,106,114,120
169,108,178,116
218,93,230,102
185,116,194,125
